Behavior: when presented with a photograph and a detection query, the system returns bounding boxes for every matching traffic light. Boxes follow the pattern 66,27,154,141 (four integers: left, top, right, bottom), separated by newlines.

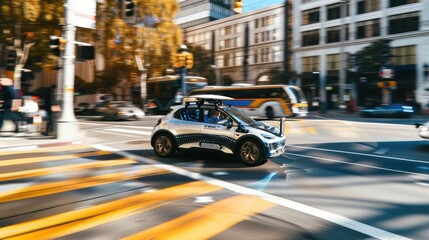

233,0,243,14
49,36,66,56
175,53,185,68
124,0,135,17
185,53,193,69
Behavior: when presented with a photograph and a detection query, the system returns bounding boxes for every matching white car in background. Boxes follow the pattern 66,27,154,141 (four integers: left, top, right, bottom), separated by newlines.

415,121,429,140
101,101,145,120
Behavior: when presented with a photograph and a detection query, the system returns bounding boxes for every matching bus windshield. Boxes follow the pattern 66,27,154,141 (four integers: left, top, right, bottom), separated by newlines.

147,75,208,113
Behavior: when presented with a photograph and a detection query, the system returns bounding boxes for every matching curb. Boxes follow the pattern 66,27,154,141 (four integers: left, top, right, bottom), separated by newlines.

0,140,81,151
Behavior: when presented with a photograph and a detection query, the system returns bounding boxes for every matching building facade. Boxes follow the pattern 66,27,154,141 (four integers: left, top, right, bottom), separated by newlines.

184,0,429,110
294,0,429,109
175,0,235,29
184,3,289,85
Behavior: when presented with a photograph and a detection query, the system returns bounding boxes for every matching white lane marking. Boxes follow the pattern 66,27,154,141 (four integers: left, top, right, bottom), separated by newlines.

103,128,151,135
286,145,428,165
284,152,428,177
113,125,153,130
415,182,429,187
93,144,412,240
193,196,215,203
374,148,390,155
94,130,140,138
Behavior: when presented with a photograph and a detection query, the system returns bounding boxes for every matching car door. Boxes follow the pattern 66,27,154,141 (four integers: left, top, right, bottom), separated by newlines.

199,108,238,153
169,107,202,148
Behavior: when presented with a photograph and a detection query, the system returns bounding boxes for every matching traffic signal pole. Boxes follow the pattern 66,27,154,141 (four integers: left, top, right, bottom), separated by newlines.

56,0,79,140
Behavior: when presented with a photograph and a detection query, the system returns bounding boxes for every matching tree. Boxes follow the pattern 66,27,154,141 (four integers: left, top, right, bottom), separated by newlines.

185,43,216,84
355,39,392,73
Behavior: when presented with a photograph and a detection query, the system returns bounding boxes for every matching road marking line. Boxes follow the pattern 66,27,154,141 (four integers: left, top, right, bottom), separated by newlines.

0,167,168,203
0,151,112,168
122,195,275,240
94,144,412,240
0,158,136,182
1,181,222,239
104,128,151,135
286,145,428,165
0,145,90,156
284,152,428,178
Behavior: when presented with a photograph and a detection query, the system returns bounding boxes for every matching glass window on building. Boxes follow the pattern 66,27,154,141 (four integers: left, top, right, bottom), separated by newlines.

389,0,419,8
327,54,340,71
327,3,341,20
225,26,234,35
254,49,259,64
219,40,225,50
272,46,281,62
302,8,320,25
388,12,419,34
254,33,259,44
224,53,231,67
217,55,224,68
273,29,279,41
302,29,320,46
357,0,380,14
392,45,416,65
356,19,380,39
302,56,320,73
235,52,242,66
261,48,270,62
327,27,340,43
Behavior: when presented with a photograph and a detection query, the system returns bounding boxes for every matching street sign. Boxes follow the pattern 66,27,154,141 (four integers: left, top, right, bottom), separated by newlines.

379,68,395,79
72,0,96,29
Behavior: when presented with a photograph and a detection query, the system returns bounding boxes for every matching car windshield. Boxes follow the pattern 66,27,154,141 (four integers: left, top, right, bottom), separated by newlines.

223,107,258,127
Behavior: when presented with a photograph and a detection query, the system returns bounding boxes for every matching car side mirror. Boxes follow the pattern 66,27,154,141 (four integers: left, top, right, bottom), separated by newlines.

415,123,422,128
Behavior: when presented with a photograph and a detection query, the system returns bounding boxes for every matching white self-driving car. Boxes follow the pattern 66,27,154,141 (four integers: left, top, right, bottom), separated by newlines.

151,95,286,166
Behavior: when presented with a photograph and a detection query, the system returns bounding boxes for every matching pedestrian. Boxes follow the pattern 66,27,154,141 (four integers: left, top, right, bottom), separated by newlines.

43,84,56,136
0,78,20,133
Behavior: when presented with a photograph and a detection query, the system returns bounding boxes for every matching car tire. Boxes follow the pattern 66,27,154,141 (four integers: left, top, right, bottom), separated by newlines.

236,139,266,166
153,133,176,157
266,107,274,119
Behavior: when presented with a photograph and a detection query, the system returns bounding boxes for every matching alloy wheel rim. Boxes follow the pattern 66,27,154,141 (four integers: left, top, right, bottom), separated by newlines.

240,141,260,164
155,136,171,155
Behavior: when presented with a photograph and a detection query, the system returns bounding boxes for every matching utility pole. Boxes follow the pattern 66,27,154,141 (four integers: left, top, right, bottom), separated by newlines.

339,0,348,109
56,0,79,140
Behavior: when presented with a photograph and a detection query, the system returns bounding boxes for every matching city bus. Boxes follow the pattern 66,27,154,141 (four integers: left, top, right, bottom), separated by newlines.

147,75,208,114
190,84,308,118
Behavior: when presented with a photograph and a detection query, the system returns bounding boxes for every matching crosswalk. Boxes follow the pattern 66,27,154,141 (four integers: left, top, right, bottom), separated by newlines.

0,145,281,239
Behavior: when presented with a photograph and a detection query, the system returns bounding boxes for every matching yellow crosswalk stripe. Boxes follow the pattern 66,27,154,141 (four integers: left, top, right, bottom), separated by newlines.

0,167,168,203
1,181,222,240
0,145,90,156
0,158,136,182
123,194,276,240
0,150,112,167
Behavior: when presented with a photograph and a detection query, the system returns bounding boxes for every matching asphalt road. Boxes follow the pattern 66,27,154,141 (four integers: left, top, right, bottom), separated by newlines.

0,114,428,239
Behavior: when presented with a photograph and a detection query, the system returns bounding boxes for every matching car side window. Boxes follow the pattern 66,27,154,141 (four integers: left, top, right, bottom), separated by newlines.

204,108,227,124
173,108,200,122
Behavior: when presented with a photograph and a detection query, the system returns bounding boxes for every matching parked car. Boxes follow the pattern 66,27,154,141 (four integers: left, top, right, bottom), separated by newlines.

150,94,287,166
360,103,414,118
415,121,429,140
101,101,145,120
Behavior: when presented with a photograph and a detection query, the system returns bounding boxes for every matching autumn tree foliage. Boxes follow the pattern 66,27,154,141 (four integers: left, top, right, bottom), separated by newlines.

0,0,183,91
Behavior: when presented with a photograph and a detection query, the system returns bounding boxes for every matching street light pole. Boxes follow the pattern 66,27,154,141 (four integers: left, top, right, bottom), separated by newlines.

339,0,348,109
56,0,79,140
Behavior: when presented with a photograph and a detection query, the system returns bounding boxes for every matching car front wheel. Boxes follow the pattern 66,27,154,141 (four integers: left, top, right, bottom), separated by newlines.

153,133,176,157
236,139,266,166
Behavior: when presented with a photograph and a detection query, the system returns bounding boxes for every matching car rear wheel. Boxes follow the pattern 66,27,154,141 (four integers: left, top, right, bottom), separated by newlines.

236,139,266,166
153,133,176,157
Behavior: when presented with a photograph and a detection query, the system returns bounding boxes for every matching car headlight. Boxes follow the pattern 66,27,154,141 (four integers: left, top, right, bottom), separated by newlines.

261,133,275,139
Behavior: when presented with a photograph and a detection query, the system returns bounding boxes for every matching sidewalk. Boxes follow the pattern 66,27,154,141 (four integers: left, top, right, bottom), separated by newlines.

0,121,90,150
